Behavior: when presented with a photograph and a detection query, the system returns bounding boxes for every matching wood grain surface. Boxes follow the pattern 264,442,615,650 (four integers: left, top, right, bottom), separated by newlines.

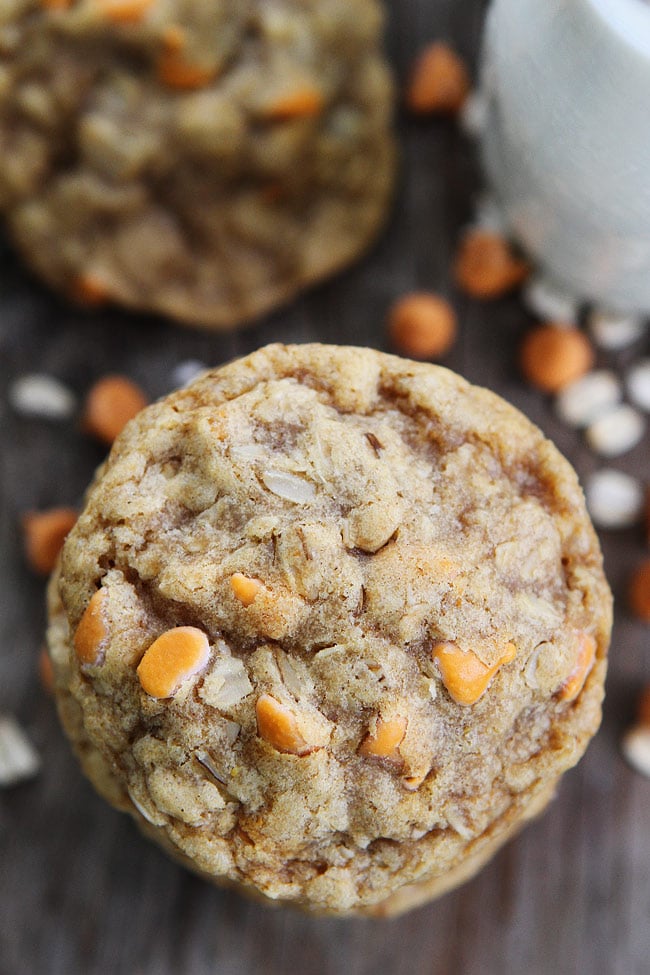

1,2,649,973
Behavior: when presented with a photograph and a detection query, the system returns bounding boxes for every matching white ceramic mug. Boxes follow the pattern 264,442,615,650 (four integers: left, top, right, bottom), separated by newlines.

480,0,650,313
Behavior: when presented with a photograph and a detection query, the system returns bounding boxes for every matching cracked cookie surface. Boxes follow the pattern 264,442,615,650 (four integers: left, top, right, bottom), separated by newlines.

0,1,394,328
47,343,612,915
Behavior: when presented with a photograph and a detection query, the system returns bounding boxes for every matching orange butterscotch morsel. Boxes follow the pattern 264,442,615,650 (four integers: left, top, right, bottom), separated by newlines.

629,560,650,623
73,589,109,666
70,272,111,307
230,573,262,607
255,694,321,756
557,632,597,702
83,375,148,445
387,292,457,360
96,0,154,23
405,41,470,115
39,647,54,695
22,507,77,575
262,86,324,121
161,24,185,52
454,229,529,300
358,715,408,762
433,641,517,706
137,627,210,699
157,30,217,90
520,325,595,394
402,770,428,791
637,685,650,728
41,0,71,10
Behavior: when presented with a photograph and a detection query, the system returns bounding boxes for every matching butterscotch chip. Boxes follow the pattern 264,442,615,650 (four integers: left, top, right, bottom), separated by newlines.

97,0,154,24
520,326,595,394
637,685,650,727
47,344,611,917
22,507,77,575
39,646,54,695
259,86,325,121
405,42,470,115
230,573,262,607
70,273,111,307
256,694,328,756
73,589,108,666
557,632,596,702
628,561,650,623
83,375,148,445
358,715,407,762
454,230,529,299
433,641,517,706
387,292,457,360
137,627,210,698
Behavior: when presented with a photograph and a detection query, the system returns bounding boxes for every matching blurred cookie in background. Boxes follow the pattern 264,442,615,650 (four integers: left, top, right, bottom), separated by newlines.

0,0,395,328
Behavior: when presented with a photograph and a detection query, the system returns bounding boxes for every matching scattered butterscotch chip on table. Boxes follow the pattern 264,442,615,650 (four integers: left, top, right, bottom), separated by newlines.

83,375,148,445
520,325,595,394
46,343,611,917
22,507,77,575
454,229,529,299
405,41,470,115
628,560,650,623
38,647,55,696
387,292,457,360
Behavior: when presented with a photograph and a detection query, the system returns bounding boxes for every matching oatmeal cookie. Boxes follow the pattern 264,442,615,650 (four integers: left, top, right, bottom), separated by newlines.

0,2,394,328
47,344,612,915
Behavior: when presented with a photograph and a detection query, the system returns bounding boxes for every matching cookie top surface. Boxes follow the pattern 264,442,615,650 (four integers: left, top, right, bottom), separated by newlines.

0,2,394,328
51,344,612,912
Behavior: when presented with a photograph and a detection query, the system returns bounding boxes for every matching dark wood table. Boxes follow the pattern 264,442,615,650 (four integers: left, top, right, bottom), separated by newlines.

2,2,649,972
